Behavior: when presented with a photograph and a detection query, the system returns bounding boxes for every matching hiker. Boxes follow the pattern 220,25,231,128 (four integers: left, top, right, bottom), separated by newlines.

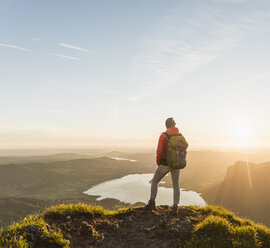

145,117,188,214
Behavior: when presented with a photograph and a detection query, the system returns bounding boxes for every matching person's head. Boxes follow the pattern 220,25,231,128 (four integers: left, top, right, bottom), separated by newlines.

165,117,176,128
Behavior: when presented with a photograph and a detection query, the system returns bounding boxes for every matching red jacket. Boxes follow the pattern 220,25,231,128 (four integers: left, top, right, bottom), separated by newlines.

156,127,180,165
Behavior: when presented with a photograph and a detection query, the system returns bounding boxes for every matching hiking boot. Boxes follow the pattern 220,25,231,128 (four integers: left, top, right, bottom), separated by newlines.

144,199,156,210
172,204,178,215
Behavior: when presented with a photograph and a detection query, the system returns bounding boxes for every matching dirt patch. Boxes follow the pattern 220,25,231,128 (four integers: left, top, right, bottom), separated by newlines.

45,206,202,248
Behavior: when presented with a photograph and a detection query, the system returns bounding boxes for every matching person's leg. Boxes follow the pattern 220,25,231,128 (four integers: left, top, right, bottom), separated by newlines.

171,169,180,206
150,165,170,201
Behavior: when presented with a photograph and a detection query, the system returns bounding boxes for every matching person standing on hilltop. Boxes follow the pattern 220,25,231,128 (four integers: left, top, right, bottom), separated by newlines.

145,117,188,214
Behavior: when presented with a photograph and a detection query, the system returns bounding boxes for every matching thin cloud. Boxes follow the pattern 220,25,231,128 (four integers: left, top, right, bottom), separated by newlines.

238,71,270,85
33,38,41,42
212,71,270,94
59,42,91,53
0,43,31,51
48,53,79,60
129,1,267,101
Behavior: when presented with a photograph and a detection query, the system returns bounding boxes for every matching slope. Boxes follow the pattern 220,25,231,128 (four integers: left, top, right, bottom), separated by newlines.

204,161,270,226
1,204,270,248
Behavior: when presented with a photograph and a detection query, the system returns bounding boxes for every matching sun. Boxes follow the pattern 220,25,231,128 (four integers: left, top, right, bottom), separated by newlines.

232,118,253,147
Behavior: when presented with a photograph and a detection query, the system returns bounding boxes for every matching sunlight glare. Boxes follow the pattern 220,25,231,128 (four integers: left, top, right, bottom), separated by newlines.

232,118,254,147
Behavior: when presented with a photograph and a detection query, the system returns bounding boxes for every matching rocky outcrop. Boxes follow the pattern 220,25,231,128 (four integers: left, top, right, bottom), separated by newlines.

2,204,270,248
44,206,196,248
203,161,270,226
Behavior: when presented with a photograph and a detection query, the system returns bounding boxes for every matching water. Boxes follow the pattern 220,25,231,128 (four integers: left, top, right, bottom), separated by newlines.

84,173,207,206
110,157,137,162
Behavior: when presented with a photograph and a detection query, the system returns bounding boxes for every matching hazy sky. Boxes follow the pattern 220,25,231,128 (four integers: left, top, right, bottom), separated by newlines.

1,0,270,150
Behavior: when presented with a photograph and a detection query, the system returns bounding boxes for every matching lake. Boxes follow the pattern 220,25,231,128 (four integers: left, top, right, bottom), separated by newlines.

84,173,207,206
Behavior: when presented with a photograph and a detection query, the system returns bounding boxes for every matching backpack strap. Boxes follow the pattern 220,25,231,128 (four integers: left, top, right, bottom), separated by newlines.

163,132,170,139
164,132,182,139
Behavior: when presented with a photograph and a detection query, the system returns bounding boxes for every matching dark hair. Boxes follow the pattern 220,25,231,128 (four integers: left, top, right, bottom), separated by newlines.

165,117,176,128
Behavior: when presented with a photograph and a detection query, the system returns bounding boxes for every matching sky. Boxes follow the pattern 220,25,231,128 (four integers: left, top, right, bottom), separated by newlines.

0,0,270,150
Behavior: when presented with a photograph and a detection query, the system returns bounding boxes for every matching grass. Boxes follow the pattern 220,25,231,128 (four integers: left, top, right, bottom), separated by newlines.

0,214,69,248
0,203,133,248
186,206,270,248
42,203,136,220
42,203,107,219
1,203,270,248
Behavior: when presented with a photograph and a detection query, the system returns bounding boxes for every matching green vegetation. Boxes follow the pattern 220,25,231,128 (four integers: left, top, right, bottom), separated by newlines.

1,204,269,248
187,206,270,248
42,203,109,218
0,157,153,199
0,203,129,248
188,216,258,247
0,215,69,248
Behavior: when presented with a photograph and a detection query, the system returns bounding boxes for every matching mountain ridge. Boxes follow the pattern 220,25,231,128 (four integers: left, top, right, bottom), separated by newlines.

1,203,270,248
204,161,270,227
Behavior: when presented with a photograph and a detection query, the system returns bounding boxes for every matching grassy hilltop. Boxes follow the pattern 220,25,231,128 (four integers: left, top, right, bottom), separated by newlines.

1,204,270,248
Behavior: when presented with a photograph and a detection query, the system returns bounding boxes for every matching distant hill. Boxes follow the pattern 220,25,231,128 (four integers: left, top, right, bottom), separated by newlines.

1,204,270,248
0,157,154,199
0,151,246,199
204,161,270,226
0,153,93,165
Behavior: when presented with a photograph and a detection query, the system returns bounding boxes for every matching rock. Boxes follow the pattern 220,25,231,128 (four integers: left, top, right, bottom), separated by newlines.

15,235,24,241
22,225,42,247
65,233,73,240
179,219,193,236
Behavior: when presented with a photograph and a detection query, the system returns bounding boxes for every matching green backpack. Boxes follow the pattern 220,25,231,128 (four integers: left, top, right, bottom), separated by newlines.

163,132,188,169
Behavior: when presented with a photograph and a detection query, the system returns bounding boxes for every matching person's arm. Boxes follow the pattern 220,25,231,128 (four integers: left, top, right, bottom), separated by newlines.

156,133,166,165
